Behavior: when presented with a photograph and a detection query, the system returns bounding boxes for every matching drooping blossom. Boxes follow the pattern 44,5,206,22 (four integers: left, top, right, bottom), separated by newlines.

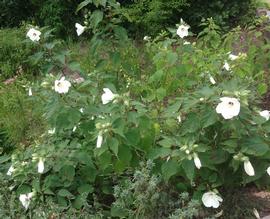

244,160,255,176
37,158,45,174
193,153,202,169
96,132,103,148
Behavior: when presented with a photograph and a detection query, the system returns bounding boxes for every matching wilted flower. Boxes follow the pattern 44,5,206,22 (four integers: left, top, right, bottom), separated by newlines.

183,41,191,45
54,77,71,94
223,61,230,71
19,192,34,209
28,87,32,96
259,110,270,121
48,128,55,134
79,108,84,113
37,158,44,174
101,88,117,104
244,160,255,176
96,132,103,148
202,191,223,208
143,36,151,41
209,76,216,85
7,165,15,176
216,97,240,120
229,53,239,61
253,208,260,219
193,153,202,169
75,23,86,36
26,28,41,42
176,19,190,38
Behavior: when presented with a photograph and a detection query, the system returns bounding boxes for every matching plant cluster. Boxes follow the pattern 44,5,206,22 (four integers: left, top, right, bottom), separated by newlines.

1,6,270,218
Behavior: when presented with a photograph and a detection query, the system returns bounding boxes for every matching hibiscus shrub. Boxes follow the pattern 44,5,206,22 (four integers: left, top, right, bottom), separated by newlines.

2,15,270,217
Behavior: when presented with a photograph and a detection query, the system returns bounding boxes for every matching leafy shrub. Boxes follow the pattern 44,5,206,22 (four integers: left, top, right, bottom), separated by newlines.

120,0,258,36
32,0,80,38
0,28,35,80
2,14,270,218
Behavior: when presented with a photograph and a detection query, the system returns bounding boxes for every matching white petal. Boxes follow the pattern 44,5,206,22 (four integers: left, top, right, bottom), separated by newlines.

244,160,255,176
19,194,30,209
96,133,103,148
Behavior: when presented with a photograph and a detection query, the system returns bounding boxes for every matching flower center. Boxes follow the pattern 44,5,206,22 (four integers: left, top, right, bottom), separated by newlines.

228,101,234,106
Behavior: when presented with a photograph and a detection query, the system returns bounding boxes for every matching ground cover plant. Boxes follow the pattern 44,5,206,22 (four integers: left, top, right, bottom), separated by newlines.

1,0,270,218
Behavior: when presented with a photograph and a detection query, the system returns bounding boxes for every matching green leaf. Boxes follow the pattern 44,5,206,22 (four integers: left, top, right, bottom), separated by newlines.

241,137,269,156
109,137,119,156
76,0,92,13
78,184,94,194
125,128,140,146
118,145,132,165
166,51,178,66
59,165,75,182
161,159,179,182
181,159,195,181
58,189,74,198
90,10,104,29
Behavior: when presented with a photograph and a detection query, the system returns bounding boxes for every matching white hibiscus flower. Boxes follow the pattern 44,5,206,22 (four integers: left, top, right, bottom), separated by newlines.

202,191,223,208
101,88,117,104
26,28,41,42
176,19,190,38
54,77,71,94
216,97,240,120
75,23,86,36
19,192,34,209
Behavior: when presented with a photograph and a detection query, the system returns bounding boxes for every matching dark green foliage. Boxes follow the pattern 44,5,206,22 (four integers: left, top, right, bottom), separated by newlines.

120,0,257,37
32,0,80,38
0,0,36,27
